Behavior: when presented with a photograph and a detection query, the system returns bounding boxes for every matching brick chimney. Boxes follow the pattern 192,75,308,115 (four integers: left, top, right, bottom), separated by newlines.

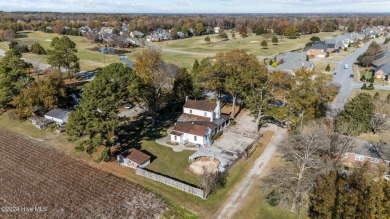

215,99,221,119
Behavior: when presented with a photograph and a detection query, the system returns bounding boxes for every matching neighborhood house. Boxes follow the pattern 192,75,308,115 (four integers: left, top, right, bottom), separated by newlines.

170,98,230,146
44,109,71,126
117,148,151,169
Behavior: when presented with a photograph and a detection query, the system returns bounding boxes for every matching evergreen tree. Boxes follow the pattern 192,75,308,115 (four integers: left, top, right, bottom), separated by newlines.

373,92,380,101
204,36,211,43
173,68,194,102
368,82,374,90
47,36,80,79
360,74,366,82
361,83,368,90
30,42,46,55
261,40,268,49
66,63,140,156
369,76,375,83
325,64,330,71
335,93,375,135
192,59,200,74
271,36,278,45
0,50,32,109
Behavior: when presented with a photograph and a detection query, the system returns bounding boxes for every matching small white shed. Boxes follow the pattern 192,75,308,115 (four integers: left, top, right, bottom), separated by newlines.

117,149,151,169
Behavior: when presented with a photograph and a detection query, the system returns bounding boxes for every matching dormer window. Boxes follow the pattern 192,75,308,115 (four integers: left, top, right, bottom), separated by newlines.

190,110,192,114
204,112,207,117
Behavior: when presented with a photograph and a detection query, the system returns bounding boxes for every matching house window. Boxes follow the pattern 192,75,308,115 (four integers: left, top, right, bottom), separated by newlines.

204,112,207,117
355,155,364,162
194,136,197,141
174,136,177,141
190,110,192,114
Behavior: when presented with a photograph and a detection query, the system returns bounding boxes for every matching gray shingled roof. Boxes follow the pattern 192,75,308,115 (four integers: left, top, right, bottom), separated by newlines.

276,52,306,63
375,63,390,76
372,57,390,68
275,60,313,72
44,109,71,122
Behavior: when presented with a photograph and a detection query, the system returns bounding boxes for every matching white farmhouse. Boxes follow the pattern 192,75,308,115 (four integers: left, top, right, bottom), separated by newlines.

44,109,71,126
170,98,230,146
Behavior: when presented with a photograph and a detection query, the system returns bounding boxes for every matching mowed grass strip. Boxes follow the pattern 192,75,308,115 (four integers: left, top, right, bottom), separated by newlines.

153,31,342,57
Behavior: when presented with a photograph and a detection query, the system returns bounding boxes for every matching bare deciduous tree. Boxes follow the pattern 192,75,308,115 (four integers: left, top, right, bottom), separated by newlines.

263,120,355,212
200,167,227,197
371,113,390,134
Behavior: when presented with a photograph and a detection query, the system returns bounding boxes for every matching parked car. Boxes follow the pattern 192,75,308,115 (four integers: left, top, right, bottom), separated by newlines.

333,72,337,75
124,104,133,109
344,64,349,69
349,74,354,78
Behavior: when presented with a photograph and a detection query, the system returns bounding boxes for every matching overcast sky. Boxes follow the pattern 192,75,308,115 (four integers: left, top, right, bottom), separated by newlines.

3,0,390,13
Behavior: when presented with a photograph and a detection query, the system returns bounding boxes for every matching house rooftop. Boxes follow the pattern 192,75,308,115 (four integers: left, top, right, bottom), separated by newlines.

122,148,151,165
44,109,71,122
375,63,390,76
178,113,210,122
183,99,217,112
173,121,209,137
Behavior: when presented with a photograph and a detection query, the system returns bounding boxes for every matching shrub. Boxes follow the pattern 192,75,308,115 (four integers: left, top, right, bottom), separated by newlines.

369,77,375,83
367,82,374,90
14,45,29,53
373,92,380,101
344,47,348,51
9,40,18,49
212,131,223,141
325,64,330,71
30,42,46,55
230,119,236,125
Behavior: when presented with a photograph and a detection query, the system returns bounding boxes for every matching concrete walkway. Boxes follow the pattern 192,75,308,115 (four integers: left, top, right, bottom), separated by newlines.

217,124,287,219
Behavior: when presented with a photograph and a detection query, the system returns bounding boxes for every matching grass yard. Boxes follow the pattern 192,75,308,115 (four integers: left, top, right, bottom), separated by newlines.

0,112,46,139
141,140,200,185
313,61,335,73
0,109,284,218
354,67,387,85
351,88,390,100
153,31,342,57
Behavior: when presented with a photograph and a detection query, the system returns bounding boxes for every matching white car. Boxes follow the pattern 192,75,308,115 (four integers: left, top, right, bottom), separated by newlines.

344,64,349,69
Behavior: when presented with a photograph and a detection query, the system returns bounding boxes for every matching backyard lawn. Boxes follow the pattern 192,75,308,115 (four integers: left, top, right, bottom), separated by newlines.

141,140,200,185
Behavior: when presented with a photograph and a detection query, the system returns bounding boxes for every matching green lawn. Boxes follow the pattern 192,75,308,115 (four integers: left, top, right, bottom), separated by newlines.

0,109,288,218
0,113,46,139
153,31,342,57
141,140,200,185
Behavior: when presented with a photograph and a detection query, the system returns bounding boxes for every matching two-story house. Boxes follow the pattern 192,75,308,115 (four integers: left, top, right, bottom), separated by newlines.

170,98,230,146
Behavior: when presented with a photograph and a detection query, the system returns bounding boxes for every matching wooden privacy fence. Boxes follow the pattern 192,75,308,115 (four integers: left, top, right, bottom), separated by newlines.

136,168,205,199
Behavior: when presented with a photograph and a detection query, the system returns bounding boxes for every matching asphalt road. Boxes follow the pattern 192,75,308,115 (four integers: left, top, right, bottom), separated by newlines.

331,44,370,110
331,38,384,110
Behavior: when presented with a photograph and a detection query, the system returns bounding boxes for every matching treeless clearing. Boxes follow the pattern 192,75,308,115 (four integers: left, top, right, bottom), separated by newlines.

189,157,220,175
0,129,168,218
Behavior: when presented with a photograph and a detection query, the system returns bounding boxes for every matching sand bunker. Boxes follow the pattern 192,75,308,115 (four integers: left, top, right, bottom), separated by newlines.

44,39,52,42
189,157,220,175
